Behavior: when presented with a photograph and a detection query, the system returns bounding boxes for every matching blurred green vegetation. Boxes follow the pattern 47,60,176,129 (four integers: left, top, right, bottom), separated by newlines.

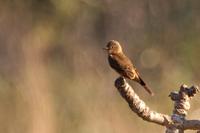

0,0,200,133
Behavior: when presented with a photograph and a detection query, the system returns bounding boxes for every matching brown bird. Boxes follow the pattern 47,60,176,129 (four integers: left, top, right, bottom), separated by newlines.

103,40,154,96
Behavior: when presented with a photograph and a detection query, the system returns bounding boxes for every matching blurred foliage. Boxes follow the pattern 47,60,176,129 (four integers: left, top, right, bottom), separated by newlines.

0,0,200,133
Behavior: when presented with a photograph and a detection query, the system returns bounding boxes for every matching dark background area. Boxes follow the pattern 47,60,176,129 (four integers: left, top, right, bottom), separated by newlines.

0,0,199,132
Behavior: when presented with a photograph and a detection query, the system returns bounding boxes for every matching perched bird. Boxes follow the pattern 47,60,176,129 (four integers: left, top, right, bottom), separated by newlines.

103,40,154,96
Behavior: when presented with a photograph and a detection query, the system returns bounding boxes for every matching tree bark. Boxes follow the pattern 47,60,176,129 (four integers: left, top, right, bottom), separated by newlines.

114,77,200,132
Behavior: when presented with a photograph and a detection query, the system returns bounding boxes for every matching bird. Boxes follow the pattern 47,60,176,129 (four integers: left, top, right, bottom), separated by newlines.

103,40,154,96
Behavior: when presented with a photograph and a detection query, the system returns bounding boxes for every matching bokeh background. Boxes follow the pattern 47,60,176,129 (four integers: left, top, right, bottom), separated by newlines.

0,0,200,133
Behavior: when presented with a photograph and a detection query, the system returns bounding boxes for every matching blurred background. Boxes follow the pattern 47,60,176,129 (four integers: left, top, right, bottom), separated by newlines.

0,0,200,133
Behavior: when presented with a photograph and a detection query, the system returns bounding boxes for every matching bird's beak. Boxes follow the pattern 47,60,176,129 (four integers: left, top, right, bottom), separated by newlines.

102,47,108,50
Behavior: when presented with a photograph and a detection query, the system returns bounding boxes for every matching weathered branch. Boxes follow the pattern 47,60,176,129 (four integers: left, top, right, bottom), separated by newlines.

115,77,171,125
114,77,200,132
168,84,200,133
183,120,200,130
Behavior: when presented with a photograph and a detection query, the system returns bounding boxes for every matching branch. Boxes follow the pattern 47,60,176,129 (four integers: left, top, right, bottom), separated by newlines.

169,84,200,132
114,77,172,126
183,120,200,130
114,77,200,132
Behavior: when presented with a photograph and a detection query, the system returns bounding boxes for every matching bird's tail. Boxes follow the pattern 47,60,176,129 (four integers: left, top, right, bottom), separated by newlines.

138,77,154,96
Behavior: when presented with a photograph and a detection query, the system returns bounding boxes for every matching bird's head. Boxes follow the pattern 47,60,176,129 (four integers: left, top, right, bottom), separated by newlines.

103,40,123,54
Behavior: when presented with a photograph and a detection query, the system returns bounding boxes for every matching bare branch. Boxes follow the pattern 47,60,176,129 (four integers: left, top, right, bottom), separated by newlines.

183,120,200,130
114,77,172,126
169,84,199,116
169,84,200,131
114,76,200,132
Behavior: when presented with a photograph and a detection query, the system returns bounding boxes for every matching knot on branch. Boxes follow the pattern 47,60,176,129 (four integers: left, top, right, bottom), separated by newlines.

169,84,199,116
115,77,126,88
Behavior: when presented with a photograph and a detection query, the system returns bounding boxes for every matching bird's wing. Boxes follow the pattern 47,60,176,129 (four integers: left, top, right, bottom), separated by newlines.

109,54,137,79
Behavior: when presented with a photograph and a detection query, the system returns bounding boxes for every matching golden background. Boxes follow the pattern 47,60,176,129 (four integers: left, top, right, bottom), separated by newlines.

0,0,199,133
